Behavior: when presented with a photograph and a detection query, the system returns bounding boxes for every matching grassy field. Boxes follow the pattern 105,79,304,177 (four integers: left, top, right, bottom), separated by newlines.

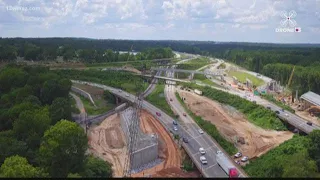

177,57,212,70
228,71,264,86
78,95,114,115
175,92,237,155
70,95,80,114
145,83,175,117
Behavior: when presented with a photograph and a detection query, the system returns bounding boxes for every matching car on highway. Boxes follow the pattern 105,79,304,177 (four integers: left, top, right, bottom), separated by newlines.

267,106,271,110
183,137,188,143
173,126,178,131
118,90,122,93
125,94,129,97
170,98,173,101
280,108,285,112
183,113,186,116
275,110,280,114
307,121,313,126
173,120,178,125
199,147,206,155
234,152,242,158
156,112,161,117
285,113,289,117
198,129,204,134
200,156,208,164
241,156,249,162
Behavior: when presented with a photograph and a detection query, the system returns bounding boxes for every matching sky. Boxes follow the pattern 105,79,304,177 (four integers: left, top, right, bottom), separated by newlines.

0,0,320,43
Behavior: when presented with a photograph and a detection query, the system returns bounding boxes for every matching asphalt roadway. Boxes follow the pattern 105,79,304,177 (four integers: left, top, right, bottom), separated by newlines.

71,79,244,177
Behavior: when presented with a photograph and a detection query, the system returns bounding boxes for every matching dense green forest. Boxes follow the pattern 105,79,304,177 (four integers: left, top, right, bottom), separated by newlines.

1,38,320,93
0,64,112,177
245,131,320,178
54,69,149,94
0,38,174,62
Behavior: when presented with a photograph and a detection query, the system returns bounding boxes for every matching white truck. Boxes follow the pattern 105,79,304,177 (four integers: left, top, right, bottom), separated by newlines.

216,151,239,178
194,89,203,95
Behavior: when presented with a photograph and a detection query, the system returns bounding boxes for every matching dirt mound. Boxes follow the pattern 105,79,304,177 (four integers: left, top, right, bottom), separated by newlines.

122,65,141,74
105,127,125,149
88,113,127,177
178,90,294,159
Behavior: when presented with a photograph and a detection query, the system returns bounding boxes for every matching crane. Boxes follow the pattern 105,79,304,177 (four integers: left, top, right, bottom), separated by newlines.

287,65,295,87
126,45,133,61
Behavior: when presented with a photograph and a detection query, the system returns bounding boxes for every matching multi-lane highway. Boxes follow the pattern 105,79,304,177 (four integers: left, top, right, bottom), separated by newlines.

151,67,222,76
163,65,246,177
205,60,320,134
71,79,245,177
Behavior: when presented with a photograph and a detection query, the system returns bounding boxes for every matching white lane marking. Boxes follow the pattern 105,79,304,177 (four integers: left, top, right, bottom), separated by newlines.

204,163,218,170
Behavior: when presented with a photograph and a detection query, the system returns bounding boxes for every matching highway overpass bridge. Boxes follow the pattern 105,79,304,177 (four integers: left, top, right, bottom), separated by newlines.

151,67,223,77
71,80,246,178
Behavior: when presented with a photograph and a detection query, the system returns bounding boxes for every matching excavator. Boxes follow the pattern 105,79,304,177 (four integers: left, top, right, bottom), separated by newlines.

307,106,320,117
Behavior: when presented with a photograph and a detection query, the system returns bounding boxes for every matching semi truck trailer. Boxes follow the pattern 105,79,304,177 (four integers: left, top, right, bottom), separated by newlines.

194,89,203,95
216,151,239,178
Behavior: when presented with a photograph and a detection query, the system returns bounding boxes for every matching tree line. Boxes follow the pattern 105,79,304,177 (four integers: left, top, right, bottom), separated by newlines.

245,131,320,177
0,38,174,62
0,64,112,178
1,37,320,93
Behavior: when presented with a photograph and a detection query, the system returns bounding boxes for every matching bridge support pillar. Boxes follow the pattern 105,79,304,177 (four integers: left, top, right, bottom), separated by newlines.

115,96,122,105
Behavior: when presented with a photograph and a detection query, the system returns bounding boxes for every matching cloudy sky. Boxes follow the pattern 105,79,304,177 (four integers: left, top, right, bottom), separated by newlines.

0,0,320,43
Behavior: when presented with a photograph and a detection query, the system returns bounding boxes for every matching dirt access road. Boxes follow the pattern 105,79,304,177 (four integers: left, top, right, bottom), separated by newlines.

88,110,198,178
178,90,293,159
88,113,127,177
131,110,198,177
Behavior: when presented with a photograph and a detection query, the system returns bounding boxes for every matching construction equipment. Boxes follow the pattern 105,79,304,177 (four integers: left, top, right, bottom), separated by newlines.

287,65,295,87
307,106,320,116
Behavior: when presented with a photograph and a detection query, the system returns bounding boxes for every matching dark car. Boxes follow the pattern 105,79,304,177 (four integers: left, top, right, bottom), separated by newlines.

173,120,178,125
275,110,280,114
252,100,257,104
267,106,271,110
307,121,313,126
183,137,188,143
280,109,285,112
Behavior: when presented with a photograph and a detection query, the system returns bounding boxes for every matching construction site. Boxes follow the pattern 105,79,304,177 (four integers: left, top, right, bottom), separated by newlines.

87,107,198,177
177,90,294,159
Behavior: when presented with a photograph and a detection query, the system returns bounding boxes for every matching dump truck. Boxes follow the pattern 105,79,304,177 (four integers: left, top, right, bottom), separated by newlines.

194,89,203,95
216,151,239,178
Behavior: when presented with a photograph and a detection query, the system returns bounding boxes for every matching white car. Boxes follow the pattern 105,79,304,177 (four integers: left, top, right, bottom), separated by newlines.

285,113,289,117
199,147,206,155
241,156,249,162
173,126,178,131
198,129,204,134
234,152,242,158
125,94,129,97
200,156,207,164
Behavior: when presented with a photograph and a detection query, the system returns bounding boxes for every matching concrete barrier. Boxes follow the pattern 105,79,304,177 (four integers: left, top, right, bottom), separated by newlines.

71,86,96,107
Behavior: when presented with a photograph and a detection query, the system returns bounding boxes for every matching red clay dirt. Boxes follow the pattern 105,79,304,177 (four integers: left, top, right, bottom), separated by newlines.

131,110,198,177
178,90,294,159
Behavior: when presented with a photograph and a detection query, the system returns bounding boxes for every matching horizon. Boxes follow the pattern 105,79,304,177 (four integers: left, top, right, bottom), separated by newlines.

1,37,320,46
1,0,320,44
